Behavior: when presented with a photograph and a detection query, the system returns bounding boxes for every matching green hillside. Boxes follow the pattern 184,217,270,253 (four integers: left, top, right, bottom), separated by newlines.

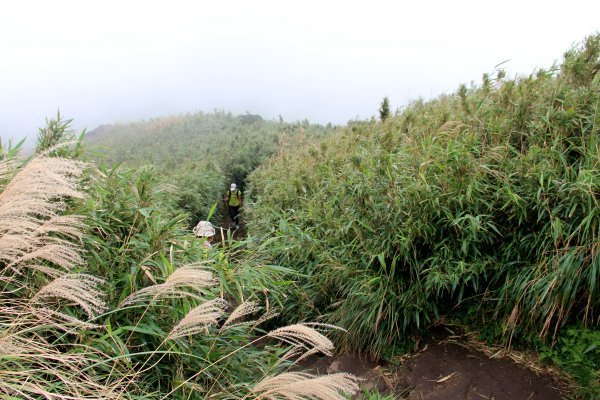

0,121,357,399
246,34,600,394
85,112,335,225
4,31,600,400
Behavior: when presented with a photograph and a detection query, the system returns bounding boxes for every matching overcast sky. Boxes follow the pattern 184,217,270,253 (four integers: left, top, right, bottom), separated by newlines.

1,0,598,148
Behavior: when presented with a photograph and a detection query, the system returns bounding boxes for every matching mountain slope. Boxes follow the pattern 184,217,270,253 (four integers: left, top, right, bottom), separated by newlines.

85,111,336,225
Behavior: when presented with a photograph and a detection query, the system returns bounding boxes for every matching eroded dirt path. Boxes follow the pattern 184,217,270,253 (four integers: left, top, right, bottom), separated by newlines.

398,339,565,399
216,223,569,399
304,328,568,399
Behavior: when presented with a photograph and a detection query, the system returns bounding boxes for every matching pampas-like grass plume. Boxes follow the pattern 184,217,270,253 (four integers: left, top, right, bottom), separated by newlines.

31,273,107,318
251,309,280,329
267,323,336,361
0,156,86,277
221,300,259,329
0,153,131,398
0,330,126,399
120,263,216,306
251,372,360,400
167,298,227,339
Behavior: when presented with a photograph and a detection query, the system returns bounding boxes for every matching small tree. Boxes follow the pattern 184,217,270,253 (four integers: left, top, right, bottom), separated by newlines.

379,96,390,121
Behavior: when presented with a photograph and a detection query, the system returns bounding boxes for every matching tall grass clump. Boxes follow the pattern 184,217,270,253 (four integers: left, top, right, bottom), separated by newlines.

246,32,600,373
0,146,126,398
0,123,359,398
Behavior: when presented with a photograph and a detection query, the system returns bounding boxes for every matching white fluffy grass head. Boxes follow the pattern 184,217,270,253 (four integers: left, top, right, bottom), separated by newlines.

221,300,260,330
0,156,86,279
267,323,342,361
0,153,129,398
167,298,227,340
31,273,107,319
120,263,216,306
251,372,360,400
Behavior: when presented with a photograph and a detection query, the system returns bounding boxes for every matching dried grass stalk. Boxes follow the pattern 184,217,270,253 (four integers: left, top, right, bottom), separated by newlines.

120,263,216,306
167,299,227,339
32,273,107,318
29,306,102,331
251,372,360,400
251,309,280,329
267,323,336,361
221,300,259,329
0,330,126,399
0,156,86,277
0,155,131,398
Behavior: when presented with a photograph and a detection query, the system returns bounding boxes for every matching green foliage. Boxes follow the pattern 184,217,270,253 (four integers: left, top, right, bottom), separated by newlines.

73,163,350,398
540,327,600,397
35,110,85,157
561,33,600,86
379,96,390,121
360,389,396,400
171,164,227,226
1,128,352,397
84,159,336,394
246,32,600,371
84,111,335,227
0,137,25,160
77,165,185,288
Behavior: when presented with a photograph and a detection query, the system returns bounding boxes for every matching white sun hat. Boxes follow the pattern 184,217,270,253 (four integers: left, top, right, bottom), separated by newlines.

230,183,237,191
193,221,215,237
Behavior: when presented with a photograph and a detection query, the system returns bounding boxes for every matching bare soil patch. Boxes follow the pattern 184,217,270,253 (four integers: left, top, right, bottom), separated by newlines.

303,327,569,399
399,337,566,399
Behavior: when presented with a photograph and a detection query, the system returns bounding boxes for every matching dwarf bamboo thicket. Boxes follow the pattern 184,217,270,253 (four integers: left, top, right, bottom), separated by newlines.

84,112,336,227
0,137,359,398
246,34,600,393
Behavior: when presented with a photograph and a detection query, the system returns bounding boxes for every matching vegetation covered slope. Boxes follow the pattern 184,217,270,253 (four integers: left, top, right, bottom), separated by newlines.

246,34,600,388
85,112,335,226
0,125,359,399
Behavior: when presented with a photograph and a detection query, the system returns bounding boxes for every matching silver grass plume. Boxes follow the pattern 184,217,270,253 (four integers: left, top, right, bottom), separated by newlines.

221,300,260,330
251,309,280,329
167,298,227,339
0,153,128,398
120,263,216,306
267,323,338,361
0,331,125,399
31,273,107,318
0,156,86,278
251,372,360,400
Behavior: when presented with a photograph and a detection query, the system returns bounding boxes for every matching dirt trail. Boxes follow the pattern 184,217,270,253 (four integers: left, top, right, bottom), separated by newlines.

213,221,246,243
304,328,568,399
216,224,569,399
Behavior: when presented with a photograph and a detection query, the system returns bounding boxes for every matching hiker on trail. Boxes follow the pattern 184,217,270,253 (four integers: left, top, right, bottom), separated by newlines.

224,183,243,229
193,220,216,249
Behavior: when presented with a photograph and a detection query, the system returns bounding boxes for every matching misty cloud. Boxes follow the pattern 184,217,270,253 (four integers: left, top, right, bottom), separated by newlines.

1,0,599,148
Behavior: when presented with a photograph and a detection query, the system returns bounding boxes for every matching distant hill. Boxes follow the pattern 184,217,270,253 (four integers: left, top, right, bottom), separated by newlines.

84,111,336,225
85,111,333,179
